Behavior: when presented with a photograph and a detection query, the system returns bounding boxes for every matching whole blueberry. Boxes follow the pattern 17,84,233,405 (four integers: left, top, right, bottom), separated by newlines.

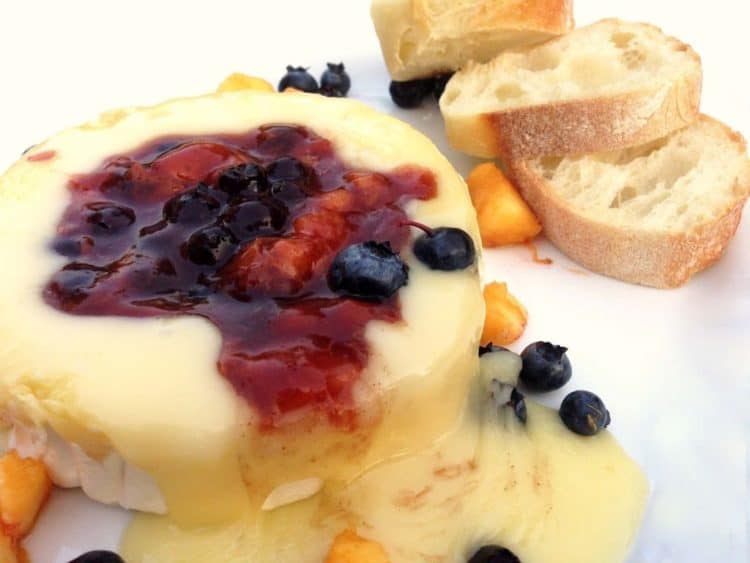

183,225,236,266
163,184,221,225
266,157,312,202
320,62,351,97
48,266,98,307
217,163,268,199
278,65,319,93
559,390,611,436
221,200,287,240
328,241,408,301
433,73,454,101
84,203,135,234
468,545,521,563
52,237,83,258
68,551,125,563
519,342,572,392
413,227,476,271
389,79,433,108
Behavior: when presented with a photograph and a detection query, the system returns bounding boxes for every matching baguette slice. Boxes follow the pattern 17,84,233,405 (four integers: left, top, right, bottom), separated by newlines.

441,19,702,159
507,115,750,288
371,0,574,81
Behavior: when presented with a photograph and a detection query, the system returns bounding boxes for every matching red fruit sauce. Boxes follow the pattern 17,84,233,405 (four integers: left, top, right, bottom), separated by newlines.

43,125,436,429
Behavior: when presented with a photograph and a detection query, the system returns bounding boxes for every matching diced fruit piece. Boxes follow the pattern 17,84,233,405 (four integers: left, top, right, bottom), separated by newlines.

68,550,125,563
0,451,52,537
325,530,390,563
481,282,527,346
559,390,611,436
520,342,572,392
328,241,409,301
468,545,521,563
467,162,542,247
216,73,274,93
320,63,351,98
217,163,269,199
183,225,236,267
389,79,432,108
0,532,20,563
413,227,476,271
278,66,319,93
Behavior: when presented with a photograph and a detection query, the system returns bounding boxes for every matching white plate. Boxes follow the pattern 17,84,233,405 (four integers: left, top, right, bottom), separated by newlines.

2,1,747,562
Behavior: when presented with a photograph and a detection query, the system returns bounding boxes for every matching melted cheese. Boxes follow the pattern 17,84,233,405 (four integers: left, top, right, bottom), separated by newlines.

120,392,647,563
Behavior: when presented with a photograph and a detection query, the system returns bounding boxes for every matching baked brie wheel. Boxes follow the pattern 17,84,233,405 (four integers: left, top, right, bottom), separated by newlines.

0,91,646,563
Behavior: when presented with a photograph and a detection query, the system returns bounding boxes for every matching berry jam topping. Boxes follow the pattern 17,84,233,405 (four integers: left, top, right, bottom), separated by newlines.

413,227,476,271
328,241,409,301
468,545,521,563
320,62,352,98
44,125,435,428
278,66,319,93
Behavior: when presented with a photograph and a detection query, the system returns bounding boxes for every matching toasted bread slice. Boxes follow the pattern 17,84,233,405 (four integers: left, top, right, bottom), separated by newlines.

441,19,702,159
371,0,574,81
507,115,750,288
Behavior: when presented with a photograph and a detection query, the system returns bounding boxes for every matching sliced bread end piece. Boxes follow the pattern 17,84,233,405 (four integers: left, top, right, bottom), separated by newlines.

441,19,702,159
371,0,574,81
507,115,750,288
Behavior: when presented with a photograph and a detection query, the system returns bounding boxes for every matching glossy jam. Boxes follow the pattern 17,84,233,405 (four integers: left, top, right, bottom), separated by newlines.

44,125,436,428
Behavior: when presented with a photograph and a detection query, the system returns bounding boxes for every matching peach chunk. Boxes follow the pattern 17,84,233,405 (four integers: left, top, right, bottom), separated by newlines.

0,532,20,563
216,73,275,93
482,282,528,346
0,451,52,538
467,162,541,247
325,530,391,563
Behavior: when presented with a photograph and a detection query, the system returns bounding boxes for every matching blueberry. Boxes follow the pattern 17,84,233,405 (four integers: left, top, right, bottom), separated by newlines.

266,157,312,203
183,225,236,266
389,79,433,108
519,342,572,392
413,227,476,271
433,73,454,101
320,62,351,97
163,184,221,225
47,266,99,307
468,545,521,563
84,203,135,234
52,237,83,258
510,388,527,424
559,390,611,436
278,65,319,93
221,200,287,240
490,380,527,424
328,241,408,301
266,156,308,184
68,551,125,563
217,163,268,199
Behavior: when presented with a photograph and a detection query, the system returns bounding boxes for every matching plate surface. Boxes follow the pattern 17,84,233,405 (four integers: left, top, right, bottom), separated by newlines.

0,1,747,561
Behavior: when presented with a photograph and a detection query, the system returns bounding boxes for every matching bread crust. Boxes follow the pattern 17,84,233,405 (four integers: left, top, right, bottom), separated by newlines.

371,0,574,81
507,117,750,288
442,20,702,159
